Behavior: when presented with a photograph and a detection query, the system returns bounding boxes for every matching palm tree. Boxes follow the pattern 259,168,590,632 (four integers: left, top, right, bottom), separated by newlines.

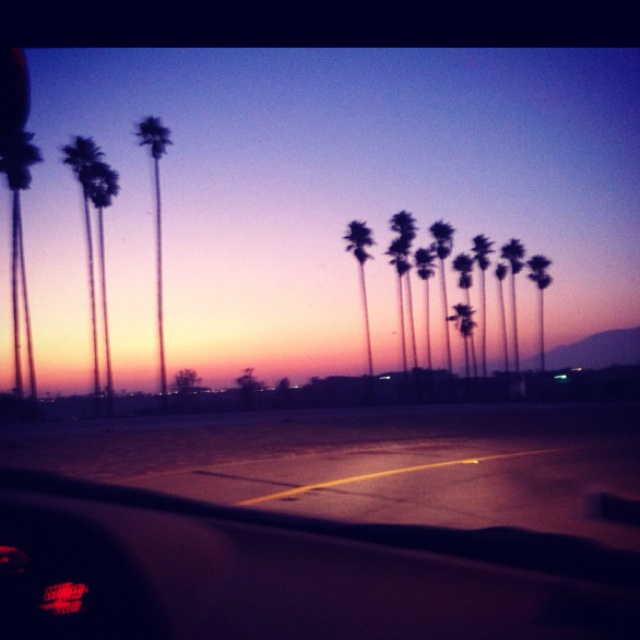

429,220,455,374
344,220,375,378
471,234,494,378
448,303,476,379
495,262,510,374
136,116,172,411
527,255,553,374
62,136,104,410
452,252,477,378
500,239,526,374
86,160,120,416
0,131,42,401
386,237,411,374
390,211,418,369
414,245,437,370
17,205,36,400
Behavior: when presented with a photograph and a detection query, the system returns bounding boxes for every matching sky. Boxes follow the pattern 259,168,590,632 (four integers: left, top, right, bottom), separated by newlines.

1,48,639,396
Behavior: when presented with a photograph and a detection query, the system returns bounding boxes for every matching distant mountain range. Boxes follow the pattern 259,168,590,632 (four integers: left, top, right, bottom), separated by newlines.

524,327,640,371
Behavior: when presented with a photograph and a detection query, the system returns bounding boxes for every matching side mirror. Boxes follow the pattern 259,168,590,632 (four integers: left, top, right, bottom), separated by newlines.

0,48,30,142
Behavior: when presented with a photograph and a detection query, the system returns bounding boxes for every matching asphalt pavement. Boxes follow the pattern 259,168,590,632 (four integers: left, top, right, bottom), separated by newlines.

1,402,639,552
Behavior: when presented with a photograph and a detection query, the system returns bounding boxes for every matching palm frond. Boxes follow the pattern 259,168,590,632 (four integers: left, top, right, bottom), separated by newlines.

501,239,526,274
85,160,120,209
429,220,455,260
415,246,437,280
344,220,375,264
527,254,553,290
136,116,172,159
472,234,494,270
390,210,417,246
0,131,42,190
495,262,508,280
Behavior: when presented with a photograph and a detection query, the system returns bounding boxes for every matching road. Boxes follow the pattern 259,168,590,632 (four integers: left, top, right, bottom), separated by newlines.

1,402,639,552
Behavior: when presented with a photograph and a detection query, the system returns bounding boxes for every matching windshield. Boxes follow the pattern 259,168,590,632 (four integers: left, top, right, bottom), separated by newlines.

1,48,639,556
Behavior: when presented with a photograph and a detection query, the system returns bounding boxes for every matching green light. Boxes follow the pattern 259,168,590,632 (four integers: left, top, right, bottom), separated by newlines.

554,374,567,380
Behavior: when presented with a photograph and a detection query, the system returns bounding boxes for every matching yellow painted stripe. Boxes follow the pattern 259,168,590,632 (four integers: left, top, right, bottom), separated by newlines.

235,446,576,507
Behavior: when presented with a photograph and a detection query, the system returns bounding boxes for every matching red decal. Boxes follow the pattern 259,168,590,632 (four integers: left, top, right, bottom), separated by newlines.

40,582,89,615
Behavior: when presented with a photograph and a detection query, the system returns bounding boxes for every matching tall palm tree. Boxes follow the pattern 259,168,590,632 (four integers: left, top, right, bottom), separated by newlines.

17,205,36,400
429,220,455,374
386,237,411,374
0,131,42,401
471,234,494,378
344,220,375,378
136,116,172,411
495,262,509,374
452,252,477,378
390,211,418,369
500,239,526,374
86,160,120,416
527,255,553,374
62,136,104,411
414,245,437,370
448,303,476,379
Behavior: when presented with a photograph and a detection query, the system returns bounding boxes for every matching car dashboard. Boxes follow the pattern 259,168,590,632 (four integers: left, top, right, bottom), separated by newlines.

1,467,639,640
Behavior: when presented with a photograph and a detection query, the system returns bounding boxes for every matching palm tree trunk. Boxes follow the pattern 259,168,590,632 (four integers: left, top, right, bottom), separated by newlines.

464,288,478,379
480,269,488,378
11,190,23,399
511,272,520,374
463,335,470,379
397,273,407,374
539,288,545,374
498,279,509,374
425,279,432,370
470,333,478,380
17,202,37,402
440,259,452,374
405,271,418,369
358,262,374,377
83,193,101,415
154,157,168,412
97,207,114,417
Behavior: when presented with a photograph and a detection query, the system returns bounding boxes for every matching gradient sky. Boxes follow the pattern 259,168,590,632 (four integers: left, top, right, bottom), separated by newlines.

1,48,639,395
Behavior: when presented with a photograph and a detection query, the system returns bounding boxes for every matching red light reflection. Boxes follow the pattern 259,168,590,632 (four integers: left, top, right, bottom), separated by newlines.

0,545,29,575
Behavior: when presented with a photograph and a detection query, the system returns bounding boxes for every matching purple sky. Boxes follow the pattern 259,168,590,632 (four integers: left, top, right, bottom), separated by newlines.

1,48,639,395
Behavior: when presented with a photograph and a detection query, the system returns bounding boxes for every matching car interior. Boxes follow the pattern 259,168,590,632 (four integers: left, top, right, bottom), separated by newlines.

2,466,639,640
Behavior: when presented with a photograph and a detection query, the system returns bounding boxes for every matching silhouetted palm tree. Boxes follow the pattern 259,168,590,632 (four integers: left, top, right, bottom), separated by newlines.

391,211,418,369
86,160,120,416
500,239,526,374
415,245,437,370
527,255,553,374
62,136,104,409
452,252,477,377
495,262,509,373
17,206,35,400
386,237,411,374
344,220,375,377
136,116,172,411
448,303,476,379
0,131,41,401
471,234,494,378
430,220,455,374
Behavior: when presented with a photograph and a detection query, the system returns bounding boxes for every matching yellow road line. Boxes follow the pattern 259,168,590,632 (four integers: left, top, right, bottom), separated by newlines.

235,446,576,507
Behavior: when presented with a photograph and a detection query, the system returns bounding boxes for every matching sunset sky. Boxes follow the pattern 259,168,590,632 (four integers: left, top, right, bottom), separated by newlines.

1,48,639,396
